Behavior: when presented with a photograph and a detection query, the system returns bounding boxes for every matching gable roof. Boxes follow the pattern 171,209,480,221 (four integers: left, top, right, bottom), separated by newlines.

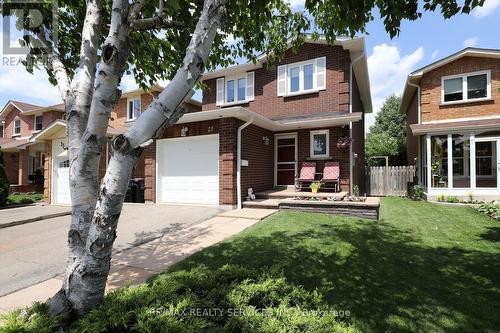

201,35,372,113
399,47,500,113
0,100,63,120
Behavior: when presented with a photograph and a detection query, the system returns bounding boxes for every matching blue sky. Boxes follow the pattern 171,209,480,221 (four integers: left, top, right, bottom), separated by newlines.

0,0,499,131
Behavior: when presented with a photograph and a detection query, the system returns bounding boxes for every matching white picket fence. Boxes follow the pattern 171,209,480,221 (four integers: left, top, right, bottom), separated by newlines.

365,166,416,197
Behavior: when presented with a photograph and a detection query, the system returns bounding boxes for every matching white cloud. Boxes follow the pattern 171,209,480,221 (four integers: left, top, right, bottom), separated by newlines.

473,0,500,17
431,49,439,60
287,0,305,8
463,37,479,47
365,44,424,132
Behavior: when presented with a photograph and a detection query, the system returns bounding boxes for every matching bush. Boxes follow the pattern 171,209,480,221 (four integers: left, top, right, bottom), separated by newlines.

0,152,9,206
446,196,460,203
409,185,424,201
436,194,445,202
352,185,360,197
477,202,500,221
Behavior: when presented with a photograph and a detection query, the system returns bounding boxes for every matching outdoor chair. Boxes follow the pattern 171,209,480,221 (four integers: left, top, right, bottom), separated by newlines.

295,162,316,191
321,161,340,192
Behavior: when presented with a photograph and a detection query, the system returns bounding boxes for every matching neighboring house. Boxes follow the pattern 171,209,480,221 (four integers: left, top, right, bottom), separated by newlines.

0,101,65,193
26,86,201,205
401,47,500,201
142,36,372,208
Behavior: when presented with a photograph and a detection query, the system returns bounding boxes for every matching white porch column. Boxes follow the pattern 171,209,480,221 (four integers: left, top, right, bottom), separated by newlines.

447,134,452,189
426,135,431,190
470,133,476,190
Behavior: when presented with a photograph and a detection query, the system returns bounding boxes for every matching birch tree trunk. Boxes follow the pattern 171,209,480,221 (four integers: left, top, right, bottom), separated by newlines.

49,0,227,317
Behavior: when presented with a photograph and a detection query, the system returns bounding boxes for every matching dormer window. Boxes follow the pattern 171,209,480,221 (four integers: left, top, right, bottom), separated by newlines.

442,70,491,104
215,72,254,106
35,115,43,132
127,98,141,121
13,119,21,135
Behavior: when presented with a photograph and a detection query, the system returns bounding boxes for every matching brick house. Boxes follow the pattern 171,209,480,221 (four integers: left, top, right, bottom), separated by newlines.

143,36,372,208
0,101,65,193
25,86,201,204
401,47,500,200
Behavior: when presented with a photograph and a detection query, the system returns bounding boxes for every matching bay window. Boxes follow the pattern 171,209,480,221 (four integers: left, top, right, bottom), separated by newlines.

442,70,490,104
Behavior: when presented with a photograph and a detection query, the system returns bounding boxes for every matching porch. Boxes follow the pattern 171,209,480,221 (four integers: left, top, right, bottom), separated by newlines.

243,188,379,220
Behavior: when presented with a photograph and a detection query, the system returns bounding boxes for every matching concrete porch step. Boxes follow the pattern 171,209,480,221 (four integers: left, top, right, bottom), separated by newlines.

242,199,281,209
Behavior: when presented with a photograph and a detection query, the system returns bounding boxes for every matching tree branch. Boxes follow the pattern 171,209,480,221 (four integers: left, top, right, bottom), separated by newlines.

129,0,149,22
131,16,184,31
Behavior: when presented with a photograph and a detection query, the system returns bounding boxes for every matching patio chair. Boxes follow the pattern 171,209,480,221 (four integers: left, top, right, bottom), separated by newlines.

321,161,340,192
295,162,316,191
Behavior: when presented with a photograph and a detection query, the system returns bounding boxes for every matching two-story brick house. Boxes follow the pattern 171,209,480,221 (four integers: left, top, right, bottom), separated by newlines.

0,101,65,193
141,36,372,207
401,47,500,200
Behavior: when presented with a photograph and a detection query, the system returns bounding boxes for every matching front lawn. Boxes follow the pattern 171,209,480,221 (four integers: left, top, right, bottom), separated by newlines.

2,198,499,332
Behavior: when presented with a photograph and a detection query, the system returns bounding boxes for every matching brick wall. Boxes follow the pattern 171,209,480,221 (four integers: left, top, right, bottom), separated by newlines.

241,125,274,198
143,141,156,202
4,151,19,184
4,107,33,137
406,93,419,165
219,118,237,205
18,148,29,185
42,111,64,129
202,43,351,120
420,56,500,122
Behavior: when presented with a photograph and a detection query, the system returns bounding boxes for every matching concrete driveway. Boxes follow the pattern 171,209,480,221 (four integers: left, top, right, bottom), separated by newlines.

0,204,225,297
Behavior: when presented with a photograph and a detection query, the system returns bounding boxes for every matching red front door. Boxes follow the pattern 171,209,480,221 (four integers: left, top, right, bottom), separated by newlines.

276,136,296,185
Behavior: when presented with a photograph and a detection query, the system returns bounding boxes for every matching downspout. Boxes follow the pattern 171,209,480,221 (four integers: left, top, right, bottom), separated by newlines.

349,52,364,194
237,117,254,209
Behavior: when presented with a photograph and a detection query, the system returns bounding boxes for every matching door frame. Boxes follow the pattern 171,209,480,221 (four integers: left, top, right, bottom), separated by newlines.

274,132,298,187
51,156,70,205
474,136,500,191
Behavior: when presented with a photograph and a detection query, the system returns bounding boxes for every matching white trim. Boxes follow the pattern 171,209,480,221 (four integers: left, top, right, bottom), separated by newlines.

126,97,141,121
310,129,330,159
422,115,500,124
237,118,254,209
274,133,298,187
34,114,43,132
441,70,491,105
13,119,21,135
281,57,325,97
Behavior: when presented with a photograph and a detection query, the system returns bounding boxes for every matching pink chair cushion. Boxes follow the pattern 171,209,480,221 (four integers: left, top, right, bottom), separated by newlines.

299,162,316,180
323,161,340,180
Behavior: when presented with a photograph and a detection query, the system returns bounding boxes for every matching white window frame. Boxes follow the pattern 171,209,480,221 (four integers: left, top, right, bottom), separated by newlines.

224,74,246,105
310,129,330,159
34,114,43,132
13,119,21,136
127,97,141,121
441,70,491,105
287,59,316,96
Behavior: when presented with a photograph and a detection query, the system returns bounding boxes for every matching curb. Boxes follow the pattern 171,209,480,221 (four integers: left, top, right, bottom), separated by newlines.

0,211,72,229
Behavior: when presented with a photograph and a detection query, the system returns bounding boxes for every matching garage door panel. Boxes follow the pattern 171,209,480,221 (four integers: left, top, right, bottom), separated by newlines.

157,135,219,205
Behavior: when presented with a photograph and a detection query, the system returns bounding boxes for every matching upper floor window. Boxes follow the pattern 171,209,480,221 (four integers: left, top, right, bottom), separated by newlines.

127,98,141,121
216,72,254,106
13,119,21,135
0,125,3,138
35,115,43,132
278,57,326,97
442,70,491,104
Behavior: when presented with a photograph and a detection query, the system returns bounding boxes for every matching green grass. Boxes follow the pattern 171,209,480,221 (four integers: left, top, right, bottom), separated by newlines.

6,193,44,205
1,198,499,333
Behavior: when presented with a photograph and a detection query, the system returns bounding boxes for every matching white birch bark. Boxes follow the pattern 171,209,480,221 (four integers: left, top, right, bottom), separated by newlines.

50,0,226,316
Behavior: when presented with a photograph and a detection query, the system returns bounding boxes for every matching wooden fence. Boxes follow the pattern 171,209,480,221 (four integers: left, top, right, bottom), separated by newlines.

365,166,416,197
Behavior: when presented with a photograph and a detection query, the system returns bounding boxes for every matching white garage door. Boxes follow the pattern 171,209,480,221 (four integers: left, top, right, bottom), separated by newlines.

54,158,71,205
157,134,219,205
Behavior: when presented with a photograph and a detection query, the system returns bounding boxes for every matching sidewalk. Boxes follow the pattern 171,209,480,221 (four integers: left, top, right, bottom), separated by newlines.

0,205,71,229
0,208,277,314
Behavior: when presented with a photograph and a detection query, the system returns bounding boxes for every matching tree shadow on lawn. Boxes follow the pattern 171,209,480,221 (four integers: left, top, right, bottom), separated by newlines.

169,217,500,333
480,226,500,243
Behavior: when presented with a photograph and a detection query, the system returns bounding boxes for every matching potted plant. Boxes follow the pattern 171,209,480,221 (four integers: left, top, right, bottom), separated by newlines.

309,181,322,194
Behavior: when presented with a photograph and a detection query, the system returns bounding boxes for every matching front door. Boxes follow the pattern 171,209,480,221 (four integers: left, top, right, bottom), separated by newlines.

475,138,500,189
275,134,297,186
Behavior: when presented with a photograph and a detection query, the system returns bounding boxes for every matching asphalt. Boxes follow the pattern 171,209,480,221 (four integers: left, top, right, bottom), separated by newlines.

0,204,225,297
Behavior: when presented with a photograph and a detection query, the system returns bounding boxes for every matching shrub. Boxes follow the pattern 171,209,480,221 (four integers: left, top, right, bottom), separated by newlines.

477,202,500,221
0,152,9,206
352,185,360,197
436,194,445,202
409,185,424,201
467,192,474,203
446,196,460,203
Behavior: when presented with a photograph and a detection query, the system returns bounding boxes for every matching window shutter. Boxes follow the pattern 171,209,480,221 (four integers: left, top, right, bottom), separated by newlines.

246,71,255,101
315,57,326,90
216,77,225,106
277,65,287,96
